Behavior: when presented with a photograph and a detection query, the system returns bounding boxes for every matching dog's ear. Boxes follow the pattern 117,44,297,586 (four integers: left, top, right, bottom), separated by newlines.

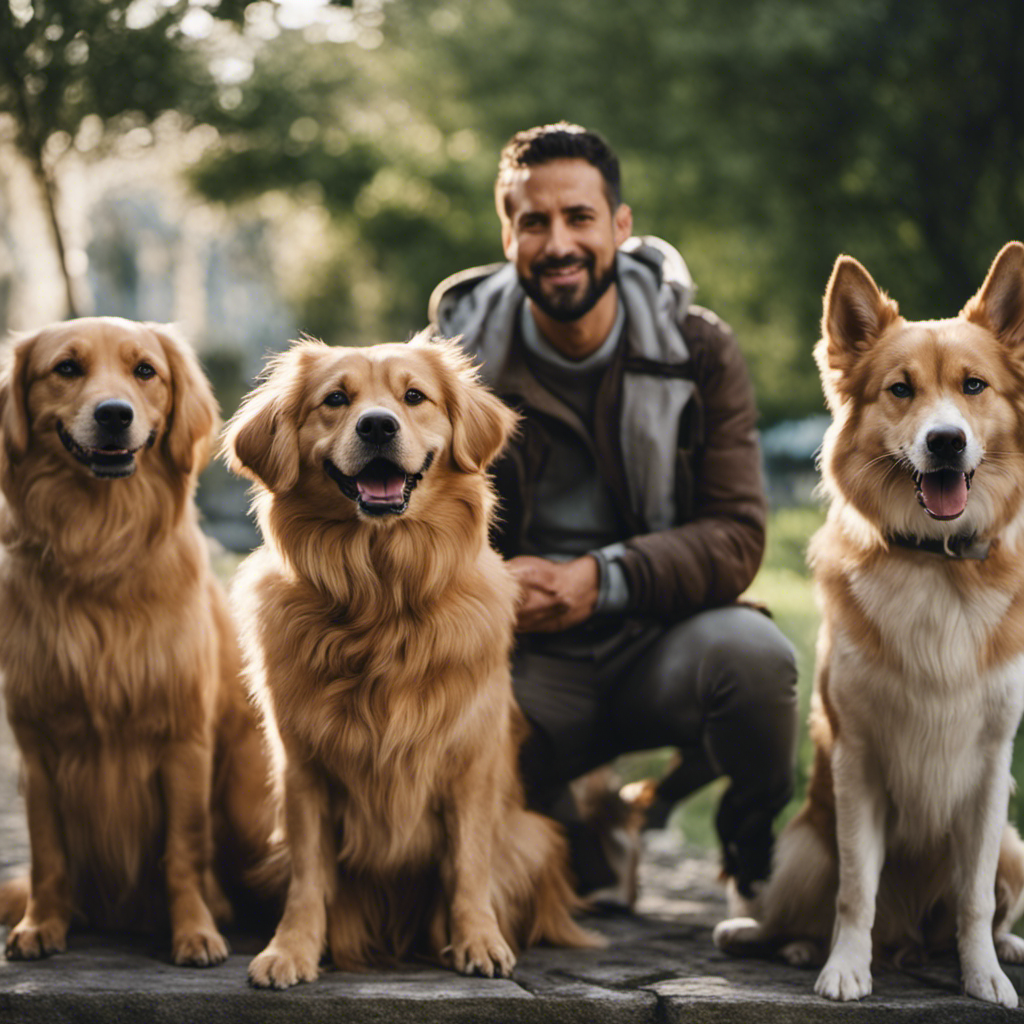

223,350,304,493
420,334,518,473
962,241,1024,348
820,255,901,375
0,333,36,461
148,324,219,475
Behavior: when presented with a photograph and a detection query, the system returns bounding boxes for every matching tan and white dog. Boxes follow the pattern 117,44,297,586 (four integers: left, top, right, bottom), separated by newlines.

714,243,1024,1007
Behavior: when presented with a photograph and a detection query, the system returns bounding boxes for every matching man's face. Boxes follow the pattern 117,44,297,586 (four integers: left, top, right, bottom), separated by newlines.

500,158,633,323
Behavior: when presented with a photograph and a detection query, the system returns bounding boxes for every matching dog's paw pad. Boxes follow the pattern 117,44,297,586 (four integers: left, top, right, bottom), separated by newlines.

172,926,229,967
5,918,68,960
248,946,320,989
815,960,872,1001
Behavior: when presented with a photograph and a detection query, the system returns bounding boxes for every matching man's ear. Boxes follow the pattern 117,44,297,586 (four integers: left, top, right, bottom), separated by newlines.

613,202,633,247
962,241,1024,349
0,333,35,461
222,348,309,494
148,323,219,476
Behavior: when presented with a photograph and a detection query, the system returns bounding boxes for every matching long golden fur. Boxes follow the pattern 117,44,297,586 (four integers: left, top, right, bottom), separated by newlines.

224,331,598,989
0,316,280,965
714,244,1024,1007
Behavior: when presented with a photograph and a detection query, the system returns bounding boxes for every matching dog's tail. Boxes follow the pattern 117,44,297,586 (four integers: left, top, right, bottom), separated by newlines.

498,809,605,951
0,875,28,928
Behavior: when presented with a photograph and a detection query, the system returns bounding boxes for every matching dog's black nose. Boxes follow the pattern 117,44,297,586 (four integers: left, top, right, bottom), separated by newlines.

356,410,399,446
926,427,966,458
94,399,134,432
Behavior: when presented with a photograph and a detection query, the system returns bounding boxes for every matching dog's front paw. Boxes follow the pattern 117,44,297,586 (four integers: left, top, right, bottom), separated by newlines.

962,962,1019,1007
5,916,68,960
248,943,320,989
815,956,872,1001
448,927,517,978
172,924,229,967
712,916,761,953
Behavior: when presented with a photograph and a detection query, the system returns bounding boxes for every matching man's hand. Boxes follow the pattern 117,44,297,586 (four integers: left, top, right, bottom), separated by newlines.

507,555,600,633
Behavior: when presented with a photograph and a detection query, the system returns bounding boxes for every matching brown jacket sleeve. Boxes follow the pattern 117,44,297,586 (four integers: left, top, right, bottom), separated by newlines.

617,309,767,619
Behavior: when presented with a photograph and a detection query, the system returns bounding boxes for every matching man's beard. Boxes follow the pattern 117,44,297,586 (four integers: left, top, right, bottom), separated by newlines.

519,255,617,323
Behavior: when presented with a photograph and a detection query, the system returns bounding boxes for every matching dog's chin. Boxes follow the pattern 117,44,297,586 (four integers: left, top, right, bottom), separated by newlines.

57,421,148,480
324,452,434,519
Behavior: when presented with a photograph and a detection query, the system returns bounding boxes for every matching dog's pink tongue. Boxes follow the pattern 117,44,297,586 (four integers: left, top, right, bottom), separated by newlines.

357,473,405,504
920,470,968,519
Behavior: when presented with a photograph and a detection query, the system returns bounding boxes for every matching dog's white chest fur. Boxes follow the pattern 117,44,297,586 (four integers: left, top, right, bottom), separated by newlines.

832,558,1024,845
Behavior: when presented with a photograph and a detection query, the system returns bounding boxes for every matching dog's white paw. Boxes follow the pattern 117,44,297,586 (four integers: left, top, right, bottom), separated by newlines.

712,917,761,952
996,932,1024,964
815,957,872,1001
962,962,1019,1007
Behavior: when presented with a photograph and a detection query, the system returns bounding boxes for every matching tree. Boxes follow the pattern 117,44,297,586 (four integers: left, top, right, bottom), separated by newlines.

0,0,353,317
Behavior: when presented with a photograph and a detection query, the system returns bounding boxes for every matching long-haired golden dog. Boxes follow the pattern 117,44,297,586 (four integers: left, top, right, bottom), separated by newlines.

714,244,1024,1006
0,316,280,965
224,331,598,989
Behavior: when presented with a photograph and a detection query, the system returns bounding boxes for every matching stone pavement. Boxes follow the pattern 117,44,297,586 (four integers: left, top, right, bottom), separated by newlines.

1,709,1022,1022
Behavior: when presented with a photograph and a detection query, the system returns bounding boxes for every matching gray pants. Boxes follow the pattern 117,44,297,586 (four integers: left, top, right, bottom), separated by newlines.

512,604,798,894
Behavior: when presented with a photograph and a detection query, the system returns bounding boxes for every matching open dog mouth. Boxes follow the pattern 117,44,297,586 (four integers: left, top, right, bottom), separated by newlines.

57,421,153,479
913,468,975,520
323,453,434,517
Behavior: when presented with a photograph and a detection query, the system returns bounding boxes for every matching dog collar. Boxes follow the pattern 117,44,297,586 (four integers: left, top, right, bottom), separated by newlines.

886,532,991,561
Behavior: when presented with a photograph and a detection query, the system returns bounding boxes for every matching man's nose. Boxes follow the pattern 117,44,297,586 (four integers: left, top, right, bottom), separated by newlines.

544,217,575,256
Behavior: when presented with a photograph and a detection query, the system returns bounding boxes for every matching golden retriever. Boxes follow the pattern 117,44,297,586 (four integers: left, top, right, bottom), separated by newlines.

714,244,1024,1006
224,331,598,988
0,316,280,965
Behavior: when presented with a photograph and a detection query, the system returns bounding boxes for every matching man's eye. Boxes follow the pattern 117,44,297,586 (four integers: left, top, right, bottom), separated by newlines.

54,359,83,378
134,362,156,381
963,377,988,395
324,391,349,407
404,388,426,405
888,381,912,398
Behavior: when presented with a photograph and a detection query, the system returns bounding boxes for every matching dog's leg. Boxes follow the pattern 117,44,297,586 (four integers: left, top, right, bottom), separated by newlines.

5,744,72,960
249,758,333,989
815,739,884,1001
951,762,1019,1007
160,737,229,966
441,751,516,978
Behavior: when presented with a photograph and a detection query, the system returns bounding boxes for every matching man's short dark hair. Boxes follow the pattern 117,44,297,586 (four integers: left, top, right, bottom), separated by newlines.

496,122,622,217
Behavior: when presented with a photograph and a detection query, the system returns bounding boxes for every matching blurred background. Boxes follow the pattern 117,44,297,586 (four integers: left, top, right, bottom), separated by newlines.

3,0,1024,843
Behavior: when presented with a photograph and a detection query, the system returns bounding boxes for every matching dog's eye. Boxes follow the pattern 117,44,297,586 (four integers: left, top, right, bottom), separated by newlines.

53,359,83,378
963,377,988,395
134,362,156,381
324,391,349,407
888,382,912,398
404,388,426,406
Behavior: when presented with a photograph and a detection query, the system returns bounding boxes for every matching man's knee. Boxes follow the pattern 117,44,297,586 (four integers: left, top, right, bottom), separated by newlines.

694,607,797,709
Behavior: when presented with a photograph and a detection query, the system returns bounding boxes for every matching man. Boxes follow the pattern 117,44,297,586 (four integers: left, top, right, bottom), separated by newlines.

428,122,797,909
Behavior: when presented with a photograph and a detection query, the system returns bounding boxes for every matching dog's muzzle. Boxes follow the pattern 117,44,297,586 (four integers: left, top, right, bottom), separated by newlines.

57,419,155,480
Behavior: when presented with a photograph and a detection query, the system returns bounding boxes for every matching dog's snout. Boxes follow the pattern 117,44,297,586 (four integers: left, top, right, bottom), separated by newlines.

926,427,967,459
356,409,399,446
94,399,134,433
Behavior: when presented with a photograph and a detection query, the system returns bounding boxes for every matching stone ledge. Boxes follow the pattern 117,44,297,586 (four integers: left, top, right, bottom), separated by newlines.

2,908,1021,1024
